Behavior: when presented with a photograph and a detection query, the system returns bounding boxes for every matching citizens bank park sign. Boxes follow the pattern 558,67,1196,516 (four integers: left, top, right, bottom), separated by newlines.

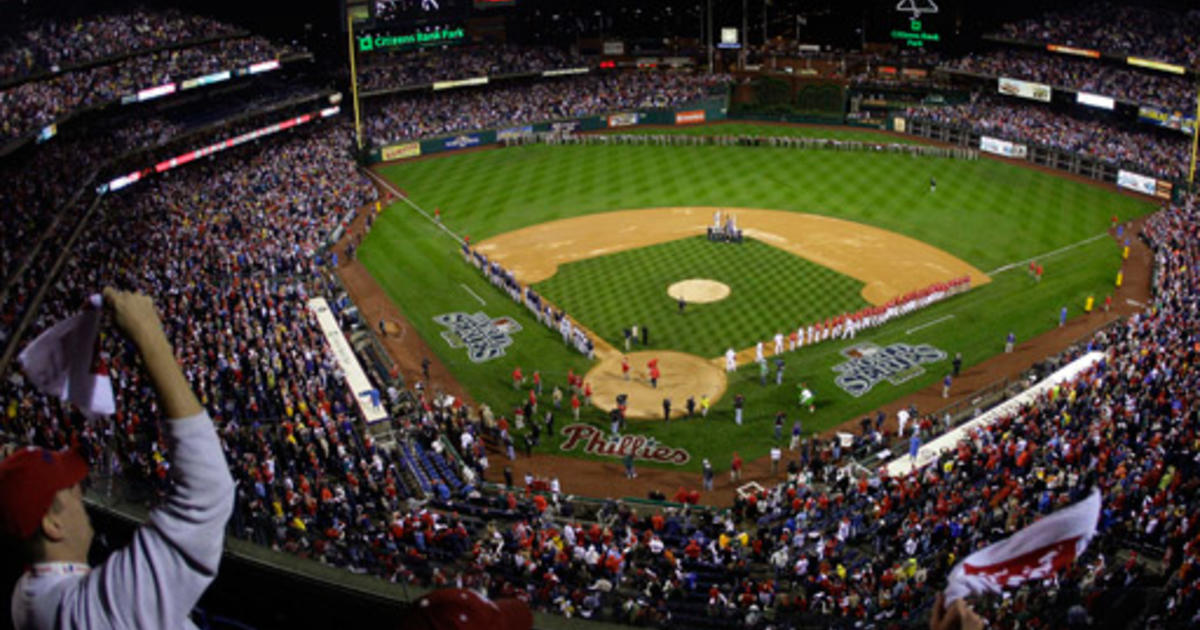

559,424,690,465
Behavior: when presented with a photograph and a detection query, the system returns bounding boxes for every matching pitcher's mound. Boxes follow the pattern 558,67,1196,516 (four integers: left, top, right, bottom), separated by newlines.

585,350,727,420
667,279,730,304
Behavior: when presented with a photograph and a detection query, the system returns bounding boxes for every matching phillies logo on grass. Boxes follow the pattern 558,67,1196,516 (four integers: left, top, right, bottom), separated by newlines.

832,341,946,398
559,424,690,465
433,312,522,363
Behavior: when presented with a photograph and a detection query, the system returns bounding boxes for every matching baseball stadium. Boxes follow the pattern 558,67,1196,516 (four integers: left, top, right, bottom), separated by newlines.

0,1,1197,629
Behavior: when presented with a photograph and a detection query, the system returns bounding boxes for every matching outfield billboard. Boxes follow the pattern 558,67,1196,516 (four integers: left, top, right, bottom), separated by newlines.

998,77,1051,102
675,110,706,125
1117,169,1173,200
443,134,482,150
979,136,1027,159
607,113,638,128
497,125,533,141
381,142,421,161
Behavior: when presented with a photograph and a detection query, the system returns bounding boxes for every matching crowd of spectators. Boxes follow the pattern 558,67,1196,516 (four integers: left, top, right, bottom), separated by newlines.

945,48,1194,112
363,71,728,146
994,2,1200,69
1,35,293,141
2,65,1199,627
358,44,583,92
1,8,241,80
1,86,335,353
908,95,1190,181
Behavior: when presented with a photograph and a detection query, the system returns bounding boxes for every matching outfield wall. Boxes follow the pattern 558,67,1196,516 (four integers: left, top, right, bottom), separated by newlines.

368,96,729,164
902,116,1185,203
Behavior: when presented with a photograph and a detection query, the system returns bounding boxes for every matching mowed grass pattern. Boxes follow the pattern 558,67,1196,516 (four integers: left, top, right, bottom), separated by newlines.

365,123,1156,472
381,142,1145,274
535,236,869,357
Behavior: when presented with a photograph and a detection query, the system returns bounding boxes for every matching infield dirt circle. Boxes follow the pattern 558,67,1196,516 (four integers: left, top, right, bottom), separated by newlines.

667,278,730,304
474,207,989,419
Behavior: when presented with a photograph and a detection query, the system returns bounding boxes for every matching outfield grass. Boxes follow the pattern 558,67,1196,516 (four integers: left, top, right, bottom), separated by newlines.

603,121,925,144
534,236,869,357
365,124,1154,472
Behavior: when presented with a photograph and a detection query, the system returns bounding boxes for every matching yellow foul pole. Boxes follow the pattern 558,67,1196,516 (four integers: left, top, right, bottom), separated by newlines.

348,15,364,152
1190,80,1200,188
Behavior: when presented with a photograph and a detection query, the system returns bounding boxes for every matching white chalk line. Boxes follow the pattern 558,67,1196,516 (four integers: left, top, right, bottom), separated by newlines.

905,314,955,335
460,283,487,305
363,168,465,245
987,232,1111,276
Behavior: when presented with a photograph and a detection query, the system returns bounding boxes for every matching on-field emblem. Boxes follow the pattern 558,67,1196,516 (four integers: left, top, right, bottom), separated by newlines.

832,341,946,398
433,312,522,363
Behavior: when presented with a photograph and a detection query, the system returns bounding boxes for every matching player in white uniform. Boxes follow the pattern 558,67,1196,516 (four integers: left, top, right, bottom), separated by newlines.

773,332,784,355
755,341,764,363
725,347,737,372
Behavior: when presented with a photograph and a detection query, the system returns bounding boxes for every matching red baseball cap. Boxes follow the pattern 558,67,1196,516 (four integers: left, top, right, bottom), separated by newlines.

0,446,89,540
405,589,532,630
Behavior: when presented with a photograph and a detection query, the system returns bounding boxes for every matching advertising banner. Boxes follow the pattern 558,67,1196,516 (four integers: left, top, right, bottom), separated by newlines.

497,125,534,141
1117,169,1172,199
549,120,581,133
180,70,230,91
979,135,1028,159
607,112,638,128
541,67,588,77
1138,105,1196,135
1127,56,1185,75
1046,44,1100,58
998,77,1051,102
602,41,625,55
675,110,706,125
1076,92,1115,110
433,76,487,91
137,83,177,102
443,134,482,150
381,142,421,161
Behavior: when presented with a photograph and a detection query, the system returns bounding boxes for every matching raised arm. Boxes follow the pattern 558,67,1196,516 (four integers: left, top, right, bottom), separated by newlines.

60,289,234,628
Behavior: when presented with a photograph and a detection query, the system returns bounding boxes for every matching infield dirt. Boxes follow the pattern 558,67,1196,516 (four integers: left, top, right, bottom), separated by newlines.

473,207,989,418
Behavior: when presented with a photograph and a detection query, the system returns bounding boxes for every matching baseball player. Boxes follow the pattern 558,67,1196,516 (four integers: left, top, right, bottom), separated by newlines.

621,356,630,381
797,383,815,413
755,340,764,364
773,331,784,355
724,347,737,372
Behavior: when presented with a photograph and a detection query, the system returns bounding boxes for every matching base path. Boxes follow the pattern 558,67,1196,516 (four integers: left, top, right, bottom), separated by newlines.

476,208,989,306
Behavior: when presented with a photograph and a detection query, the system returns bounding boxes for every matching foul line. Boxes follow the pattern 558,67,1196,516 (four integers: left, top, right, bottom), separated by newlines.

460,283,487,306
987,232,1110,275
362,168,465,246
905,314,955,335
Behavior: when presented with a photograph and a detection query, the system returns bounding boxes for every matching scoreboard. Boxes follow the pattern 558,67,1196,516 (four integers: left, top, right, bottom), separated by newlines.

373,0,469,23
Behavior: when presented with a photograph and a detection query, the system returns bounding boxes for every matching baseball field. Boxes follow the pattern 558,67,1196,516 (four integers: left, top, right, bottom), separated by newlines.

358,122,1153,472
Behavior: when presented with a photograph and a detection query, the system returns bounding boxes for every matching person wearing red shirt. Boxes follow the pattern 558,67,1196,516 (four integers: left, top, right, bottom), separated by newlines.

731,452,743,482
